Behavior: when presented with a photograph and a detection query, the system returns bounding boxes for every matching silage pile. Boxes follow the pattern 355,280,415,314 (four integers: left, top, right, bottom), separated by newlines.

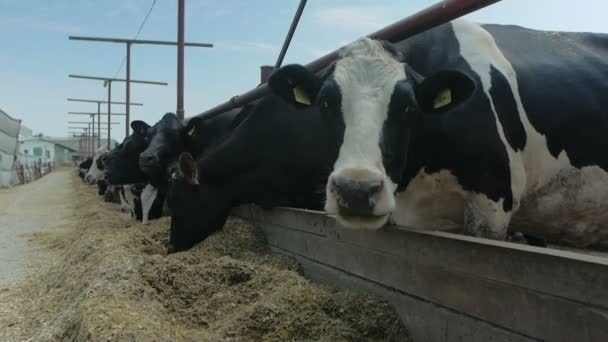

0,175,408,341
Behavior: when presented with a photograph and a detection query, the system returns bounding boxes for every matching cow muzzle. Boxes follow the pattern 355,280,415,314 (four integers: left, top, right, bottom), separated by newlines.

326,167,393,229
138,153,160,172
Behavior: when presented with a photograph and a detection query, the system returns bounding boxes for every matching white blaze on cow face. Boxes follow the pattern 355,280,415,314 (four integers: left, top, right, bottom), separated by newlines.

325,38,405,229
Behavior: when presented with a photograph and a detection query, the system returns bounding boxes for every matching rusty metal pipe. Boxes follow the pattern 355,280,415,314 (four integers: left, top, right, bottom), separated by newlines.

126,42,131,138
196,0,501,120
176,0,185,121
107,80,112,148
97,102,101,146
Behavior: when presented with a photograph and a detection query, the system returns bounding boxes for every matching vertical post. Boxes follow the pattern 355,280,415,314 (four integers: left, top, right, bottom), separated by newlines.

97,101,101,146
126,42,131,137
176,0,185,121
91,114,95,151
89,123,93,156
107,80,112,148
260,65,275,83
84,128,89,158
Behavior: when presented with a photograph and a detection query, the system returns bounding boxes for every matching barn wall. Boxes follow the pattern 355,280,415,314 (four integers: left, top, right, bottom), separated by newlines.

0,109,20,187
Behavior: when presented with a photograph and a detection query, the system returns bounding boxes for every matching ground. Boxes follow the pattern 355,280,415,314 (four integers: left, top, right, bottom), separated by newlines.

0,168,408,341
0,169,73,285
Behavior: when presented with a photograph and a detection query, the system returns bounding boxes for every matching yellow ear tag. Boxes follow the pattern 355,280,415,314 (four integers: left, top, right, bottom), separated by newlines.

293,87,311,106
187,126,196,136
433,88,452,109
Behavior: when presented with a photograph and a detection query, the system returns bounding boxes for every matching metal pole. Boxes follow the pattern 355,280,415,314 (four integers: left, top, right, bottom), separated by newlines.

107,80,112,148
89,123,93,156
176,0,185,120
196,0,501,119
97,102,101,146
275,0,307,68
91,115,95,151
126,42,131,138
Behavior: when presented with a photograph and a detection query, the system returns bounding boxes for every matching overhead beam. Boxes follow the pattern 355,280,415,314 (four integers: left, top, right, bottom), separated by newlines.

68,121,120,125
69,36,213,47
68,112,126,116
69,74,168,86
67,98,143,106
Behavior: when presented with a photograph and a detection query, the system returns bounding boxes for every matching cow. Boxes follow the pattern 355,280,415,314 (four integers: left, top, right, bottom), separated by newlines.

267,19,608,249
166,94,340,253
84,143,116,184
102,120,163,224
104,111,243,225
77,157,93,180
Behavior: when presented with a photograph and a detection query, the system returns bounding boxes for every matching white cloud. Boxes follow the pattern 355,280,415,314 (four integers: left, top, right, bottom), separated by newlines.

313,6,390,33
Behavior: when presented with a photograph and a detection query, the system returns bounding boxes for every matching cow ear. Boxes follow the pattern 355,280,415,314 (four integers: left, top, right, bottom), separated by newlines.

414,70,476,113
131,120,151,136
268,64,321,108
178,152,199,185
183,117,202,138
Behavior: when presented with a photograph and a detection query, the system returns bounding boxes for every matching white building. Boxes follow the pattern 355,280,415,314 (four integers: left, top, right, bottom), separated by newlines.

18,136,79,166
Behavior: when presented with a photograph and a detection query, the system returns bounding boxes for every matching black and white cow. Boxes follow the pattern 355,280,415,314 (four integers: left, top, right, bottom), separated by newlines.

104,119,168,224
111,110,243,225
84,143,116,184
167,94,340,253
77,157,93,180
269,19,608,248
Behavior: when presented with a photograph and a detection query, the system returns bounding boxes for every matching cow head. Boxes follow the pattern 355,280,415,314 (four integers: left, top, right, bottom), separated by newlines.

138,113,184,186
84,151,108,184
104,120,150,185
269,37,475,229
180,109,240,159
166,152,230,253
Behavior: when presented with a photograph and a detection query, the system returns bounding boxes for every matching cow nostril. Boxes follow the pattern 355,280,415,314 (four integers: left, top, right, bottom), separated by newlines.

366,180,384,195
329,177,339,193
140,154,157,165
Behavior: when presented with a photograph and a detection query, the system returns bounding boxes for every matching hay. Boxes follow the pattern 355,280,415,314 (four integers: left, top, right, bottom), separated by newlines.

0,175,409,341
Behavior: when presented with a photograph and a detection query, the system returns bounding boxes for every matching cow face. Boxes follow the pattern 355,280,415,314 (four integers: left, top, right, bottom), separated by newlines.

104,120,150,185
166,152,230,253
139,113,184,185
84,151,108,184
269,37,475,229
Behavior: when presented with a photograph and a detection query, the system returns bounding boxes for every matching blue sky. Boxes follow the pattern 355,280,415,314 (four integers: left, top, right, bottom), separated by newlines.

0,0,606,139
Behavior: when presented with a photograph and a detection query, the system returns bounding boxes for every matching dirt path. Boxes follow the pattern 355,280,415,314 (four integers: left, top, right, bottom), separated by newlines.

0,168,74,286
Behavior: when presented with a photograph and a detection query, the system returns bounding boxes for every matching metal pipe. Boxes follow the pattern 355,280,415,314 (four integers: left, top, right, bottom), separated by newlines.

70,74,167,85
107,80,112,148
97,102,101,146
91,114,95,151
67,98,143,105
68,111,127,115
68,121,119,124
126,42,131,138
275,0,307,68
196,0,501,119
176,0,185,121
69,36,213,47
